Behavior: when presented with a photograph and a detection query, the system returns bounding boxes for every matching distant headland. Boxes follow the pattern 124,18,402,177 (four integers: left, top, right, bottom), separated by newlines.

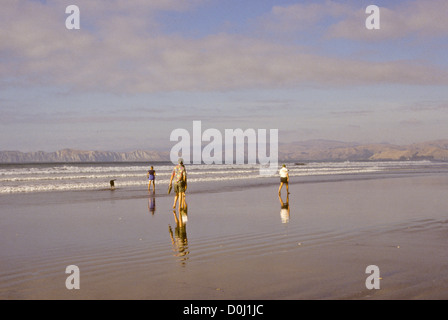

1,139,448,163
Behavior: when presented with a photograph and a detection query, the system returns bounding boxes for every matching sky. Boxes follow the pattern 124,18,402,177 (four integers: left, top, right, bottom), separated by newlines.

1,0,448,152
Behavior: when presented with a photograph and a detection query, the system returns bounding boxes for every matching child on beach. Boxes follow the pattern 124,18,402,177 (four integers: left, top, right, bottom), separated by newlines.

147,166,156,193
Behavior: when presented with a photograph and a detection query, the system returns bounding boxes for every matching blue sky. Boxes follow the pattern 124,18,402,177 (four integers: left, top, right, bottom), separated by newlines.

1,0,448,152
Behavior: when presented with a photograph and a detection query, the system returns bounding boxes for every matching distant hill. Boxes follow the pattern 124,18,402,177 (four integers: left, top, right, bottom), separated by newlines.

279,139,448,161
0,149,170,163
1,140,448,163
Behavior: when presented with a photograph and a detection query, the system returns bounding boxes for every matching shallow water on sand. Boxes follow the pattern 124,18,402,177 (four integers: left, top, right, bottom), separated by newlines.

1,166,448,299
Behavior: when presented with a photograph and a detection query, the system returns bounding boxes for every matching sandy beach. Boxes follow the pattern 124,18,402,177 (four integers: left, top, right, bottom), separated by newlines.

1,171,448,300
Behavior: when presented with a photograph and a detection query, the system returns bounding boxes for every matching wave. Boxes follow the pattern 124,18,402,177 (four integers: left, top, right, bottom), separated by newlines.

0,160,439,194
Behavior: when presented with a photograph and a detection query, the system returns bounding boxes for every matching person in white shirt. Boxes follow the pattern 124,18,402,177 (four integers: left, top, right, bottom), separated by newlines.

278,164,290,195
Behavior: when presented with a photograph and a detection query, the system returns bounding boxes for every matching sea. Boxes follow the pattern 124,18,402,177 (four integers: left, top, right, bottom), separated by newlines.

1,160,447,195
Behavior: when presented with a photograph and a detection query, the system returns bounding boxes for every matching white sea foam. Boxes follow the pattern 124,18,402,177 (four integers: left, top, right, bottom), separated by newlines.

0,161,437,194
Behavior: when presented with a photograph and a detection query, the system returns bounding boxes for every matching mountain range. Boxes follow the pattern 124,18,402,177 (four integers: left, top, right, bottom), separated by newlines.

278,139,448,161
0,149,170,163
1,139,448,163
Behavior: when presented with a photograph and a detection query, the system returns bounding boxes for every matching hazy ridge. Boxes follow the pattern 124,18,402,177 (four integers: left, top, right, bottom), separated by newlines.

279,139,448,161
1,140,448,163
0,149,170,163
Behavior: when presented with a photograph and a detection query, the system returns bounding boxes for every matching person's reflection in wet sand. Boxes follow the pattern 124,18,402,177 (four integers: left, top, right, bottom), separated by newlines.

169,202,189,265
148,196,156,215
279,193,290,224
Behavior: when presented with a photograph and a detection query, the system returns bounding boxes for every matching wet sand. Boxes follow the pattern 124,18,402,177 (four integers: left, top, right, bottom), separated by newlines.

1,173,448,299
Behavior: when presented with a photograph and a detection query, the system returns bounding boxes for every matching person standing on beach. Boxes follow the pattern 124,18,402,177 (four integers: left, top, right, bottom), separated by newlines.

169,158,187,210
147,166,156,193
278,164,290,195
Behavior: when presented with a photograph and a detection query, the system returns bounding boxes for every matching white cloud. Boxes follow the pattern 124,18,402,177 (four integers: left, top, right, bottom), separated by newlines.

327,0,448,40
1,0,447,94
256,0,448,41
258,0,352,34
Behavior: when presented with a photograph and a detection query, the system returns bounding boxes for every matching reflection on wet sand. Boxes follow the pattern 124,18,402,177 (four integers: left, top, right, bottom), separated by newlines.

169,202,189,265
148,196,156,215
279,193,290,224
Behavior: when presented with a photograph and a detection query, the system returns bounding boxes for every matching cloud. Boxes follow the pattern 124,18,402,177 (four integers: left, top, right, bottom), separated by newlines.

327,0,448,40
257,0,448,41
330,110,374,117
1,0,448,94
257,0,352,34
400,118,424,126
400,101,448,112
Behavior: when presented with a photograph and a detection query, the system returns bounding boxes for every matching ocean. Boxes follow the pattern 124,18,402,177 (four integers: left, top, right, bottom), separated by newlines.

1,160,446,195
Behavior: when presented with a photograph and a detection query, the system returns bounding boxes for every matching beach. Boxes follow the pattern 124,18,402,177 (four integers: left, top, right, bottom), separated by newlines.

1,163,448,300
